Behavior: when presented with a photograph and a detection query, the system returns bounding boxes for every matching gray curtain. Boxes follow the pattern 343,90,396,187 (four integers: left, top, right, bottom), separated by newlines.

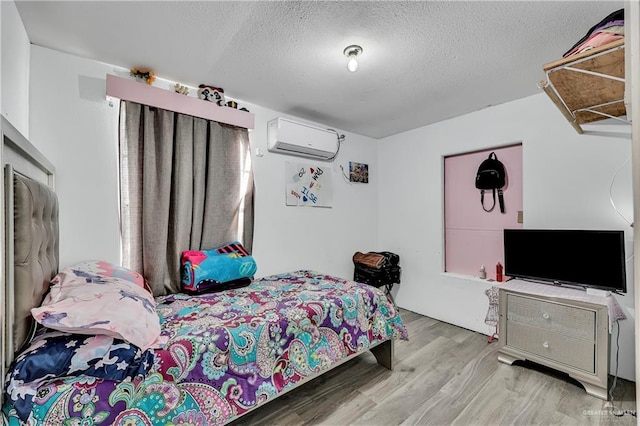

119,101,254,296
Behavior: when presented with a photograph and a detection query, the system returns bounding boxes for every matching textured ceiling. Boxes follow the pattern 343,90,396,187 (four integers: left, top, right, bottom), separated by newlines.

15,1,623,138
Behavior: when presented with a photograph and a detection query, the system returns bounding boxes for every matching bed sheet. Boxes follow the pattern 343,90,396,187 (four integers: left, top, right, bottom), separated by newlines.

3,270,408,425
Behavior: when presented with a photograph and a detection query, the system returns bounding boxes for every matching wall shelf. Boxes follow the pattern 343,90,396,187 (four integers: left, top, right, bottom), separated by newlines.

105,74,255,129
539,39,626,134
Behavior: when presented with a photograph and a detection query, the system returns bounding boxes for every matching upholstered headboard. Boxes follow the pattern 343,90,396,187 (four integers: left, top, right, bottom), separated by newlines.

1,117,58,398
5,166,59,358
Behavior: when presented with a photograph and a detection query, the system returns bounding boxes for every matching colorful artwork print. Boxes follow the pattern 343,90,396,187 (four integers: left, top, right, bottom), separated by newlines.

286,161,333,207
349,161,369,183
3,270,408,425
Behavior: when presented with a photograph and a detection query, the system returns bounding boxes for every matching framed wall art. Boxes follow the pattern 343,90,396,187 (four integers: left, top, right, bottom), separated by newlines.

349,161,369,183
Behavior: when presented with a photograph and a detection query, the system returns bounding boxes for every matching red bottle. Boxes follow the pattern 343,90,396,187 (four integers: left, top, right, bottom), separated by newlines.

496,262,503,282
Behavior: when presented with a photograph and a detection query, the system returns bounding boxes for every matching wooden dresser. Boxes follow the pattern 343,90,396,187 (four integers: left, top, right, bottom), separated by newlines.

498,288,609,400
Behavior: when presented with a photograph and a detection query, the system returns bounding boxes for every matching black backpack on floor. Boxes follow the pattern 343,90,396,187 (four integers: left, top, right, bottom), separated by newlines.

475,152,506,213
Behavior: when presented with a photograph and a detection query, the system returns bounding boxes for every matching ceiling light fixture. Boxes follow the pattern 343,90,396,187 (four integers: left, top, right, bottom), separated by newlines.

343,45,363,72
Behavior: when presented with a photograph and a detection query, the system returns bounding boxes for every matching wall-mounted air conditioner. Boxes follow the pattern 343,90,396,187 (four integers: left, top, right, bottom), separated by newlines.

267,117,339,161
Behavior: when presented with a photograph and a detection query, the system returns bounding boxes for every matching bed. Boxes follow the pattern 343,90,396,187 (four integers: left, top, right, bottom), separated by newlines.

0,117,408,425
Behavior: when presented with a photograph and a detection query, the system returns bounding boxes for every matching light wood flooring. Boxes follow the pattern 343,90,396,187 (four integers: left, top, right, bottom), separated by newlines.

231,309,636,425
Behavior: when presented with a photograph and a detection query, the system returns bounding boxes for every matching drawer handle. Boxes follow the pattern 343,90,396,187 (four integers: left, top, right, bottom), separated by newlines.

542,313,550,320
542,341,550,349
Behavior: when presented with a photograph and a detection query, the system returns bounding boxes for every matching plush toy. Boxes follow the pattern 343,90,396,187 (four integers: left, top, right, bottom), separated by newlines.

130,67,155,85
173,83,189,95
197,84,225,106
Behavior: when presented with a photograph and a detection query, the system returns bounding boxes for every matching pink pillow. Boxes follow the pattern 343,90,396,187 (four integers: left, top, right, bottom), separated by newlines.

67,260,149,292
31,263,165,350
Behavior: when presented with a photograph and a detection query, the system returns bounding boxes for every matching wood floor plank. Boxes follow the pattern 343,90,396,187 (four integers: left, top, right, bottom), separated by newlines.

400,389,469,425
230,309,637,426
450,380,521,426
354,359,461,425
437,340,501,405
460,359,567,425
315,391,376,425
362,335,463,405
393,316,439,362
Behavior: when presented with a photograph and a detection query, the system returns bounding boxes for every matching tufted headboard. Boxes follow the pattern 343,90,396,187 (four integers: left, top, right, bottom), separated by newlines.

1,117,58,399
5,166,59,360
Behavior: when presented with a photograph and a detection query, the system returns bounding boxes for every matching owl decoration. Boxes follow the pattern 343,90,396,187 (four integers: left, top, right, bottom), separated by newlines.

197,84,226,106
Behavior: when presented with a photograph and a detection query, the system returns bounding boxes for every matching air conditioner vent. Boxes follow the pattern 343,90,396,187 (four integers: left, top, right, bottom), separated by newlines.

267,118,338,161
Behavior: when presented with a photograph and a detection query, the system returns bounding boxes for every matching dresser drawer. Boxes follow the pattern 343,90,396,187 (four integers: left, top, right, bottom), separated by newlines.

506,294,595,340
498,286,610,400
506,321,595,372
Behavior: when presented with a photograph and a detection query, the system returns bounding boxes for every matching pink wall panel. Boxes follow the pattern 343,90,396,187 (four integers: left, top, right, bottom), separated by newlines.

445,229,505,279
444,144,523,276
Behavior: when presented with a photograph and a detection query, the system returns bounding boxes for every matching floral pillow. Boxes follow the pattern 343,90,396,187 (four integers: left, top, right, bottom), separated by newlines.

31,262,166,351
5,327,155,422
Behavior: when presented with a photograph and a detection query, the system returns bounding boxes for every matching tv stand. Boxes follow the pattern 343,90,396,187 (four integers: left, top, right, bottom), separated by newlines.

497,284,611,400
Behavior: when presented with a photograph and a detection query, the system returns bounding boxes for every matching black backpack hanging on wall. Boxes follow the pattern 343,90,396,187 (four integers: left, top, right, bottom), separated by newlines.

475,152,506,213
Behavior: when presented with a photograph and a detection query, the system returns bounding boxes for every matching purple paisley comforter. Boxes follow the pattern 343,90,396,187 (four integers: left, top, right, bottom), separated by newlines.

3,270,408,425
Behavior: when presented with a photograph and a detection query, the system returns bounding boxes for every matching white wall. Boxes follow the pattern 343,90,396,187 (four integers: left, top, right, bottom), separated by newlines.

28,45,379,281
250,111,379,279
379,94,635,380
1,0,29,136
29,46,121,266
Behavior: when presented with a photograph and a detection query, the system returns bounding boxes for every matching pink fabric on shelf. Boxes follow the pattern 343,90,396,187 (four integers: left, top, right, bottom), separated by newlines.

564,32,623,58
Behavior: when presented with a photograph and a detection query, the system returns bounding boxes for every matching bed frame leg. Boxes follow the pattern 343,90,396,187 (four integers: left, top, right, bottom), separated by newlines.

370,339,394,370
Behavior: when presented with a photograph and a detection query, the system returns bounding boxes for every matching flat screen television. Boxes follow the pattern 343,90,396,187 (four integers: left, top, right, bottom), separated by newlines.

503,229,626,294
